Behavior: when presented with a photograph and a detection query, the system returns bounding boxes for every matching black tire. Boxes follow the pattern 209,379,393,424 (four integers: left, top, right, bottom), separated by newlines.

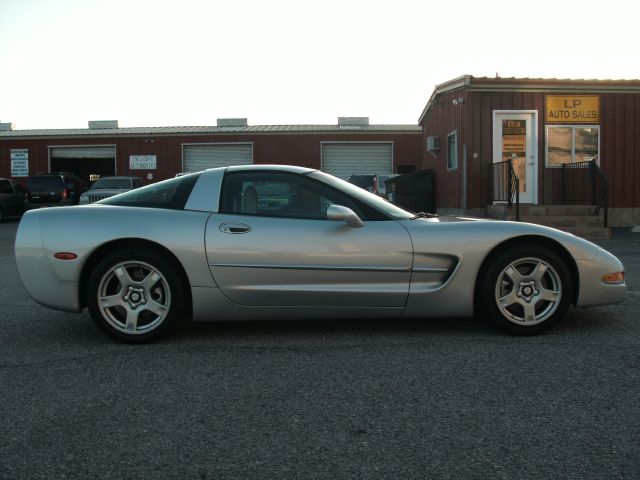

478,244,572,335
86,249,185,343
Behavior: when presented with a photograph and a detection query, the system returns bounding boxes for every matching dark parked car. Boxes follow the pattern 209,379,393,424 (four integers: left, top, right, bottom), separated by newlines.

79,176,143,204
0,178,27,221
26,173,87,209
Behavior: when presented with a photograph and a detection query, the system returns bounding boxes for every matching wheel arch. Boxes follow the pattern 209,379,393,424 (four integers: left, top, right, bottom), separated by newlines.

78,238,193,317
473,235,580,313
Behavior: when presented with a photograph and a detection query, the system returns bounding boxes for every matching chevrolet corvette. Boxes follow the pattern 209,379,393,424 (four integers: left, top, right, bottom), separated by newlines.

15,165,626,343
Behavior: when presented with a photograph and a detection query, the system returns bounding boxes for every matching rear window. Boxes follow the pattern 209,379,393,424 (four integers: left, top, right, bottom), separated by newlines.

27,176,64,191
99,173,201,209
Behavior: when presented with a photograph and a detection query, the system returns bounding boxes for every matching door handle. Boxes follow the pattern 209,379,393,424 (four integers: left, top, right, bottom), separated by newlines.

219,223,251,234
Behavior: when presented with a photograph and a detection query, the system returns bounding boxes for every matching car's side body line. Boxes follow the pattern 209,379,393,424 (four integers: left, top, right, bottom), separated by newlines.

210,263,413,273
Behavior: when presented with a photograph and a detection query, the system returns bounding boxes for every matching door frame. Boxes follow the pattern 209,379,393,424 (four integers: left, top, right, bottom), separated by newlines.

492,110,538,205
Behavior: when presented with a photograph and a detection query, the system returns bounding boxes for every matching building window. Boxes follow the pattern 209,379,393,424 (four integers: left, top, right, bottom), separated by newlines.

447,131,458,170
546,125,599,167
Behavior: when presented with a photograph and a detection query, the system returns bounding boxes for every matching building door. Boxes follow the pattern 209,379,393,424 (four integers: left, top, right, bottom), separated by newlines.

321,143,393,180
493,111,538,204
182,143,253,174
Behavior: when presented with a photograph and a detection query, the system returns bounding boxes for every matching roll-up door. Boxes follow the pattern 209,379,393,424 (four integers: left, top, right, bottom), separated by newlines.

321,143,393,179
183,144,253,173
50,146,116,159
49,146,116,182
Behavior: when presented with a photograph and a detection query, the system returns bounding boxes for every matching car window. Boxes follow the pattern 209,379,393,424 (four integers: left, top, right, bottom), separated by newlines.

309,171,414,220
99,173,201,209
220,171,371,220
27,176,64,191
14,184,26,196
220,172,394,221
0,180,12,194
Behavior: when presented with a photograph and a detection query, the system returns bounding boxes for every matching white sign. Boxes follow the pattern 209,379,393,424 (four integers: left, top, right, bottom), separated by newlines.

129,155,157,170
10,149,29,177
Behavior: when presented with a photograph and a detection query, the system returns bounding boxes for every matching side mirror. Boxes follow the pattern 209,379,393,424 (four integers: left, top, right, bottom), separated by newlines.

326,204,364,228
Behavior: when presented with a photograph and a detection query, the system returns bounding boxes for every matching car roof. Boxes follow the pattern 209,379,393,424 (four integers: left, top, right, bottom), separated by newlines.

225,164,315,174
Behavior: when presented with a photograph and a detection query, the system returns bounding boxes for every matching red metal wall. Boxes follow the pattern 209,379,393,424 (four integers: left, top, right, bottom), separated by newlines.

421,89,640,210
0,132,422,187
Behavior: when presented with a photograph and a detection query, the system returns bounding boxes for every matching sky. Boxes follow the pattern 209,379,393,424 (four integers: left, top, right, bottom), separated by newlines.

0,0,637,130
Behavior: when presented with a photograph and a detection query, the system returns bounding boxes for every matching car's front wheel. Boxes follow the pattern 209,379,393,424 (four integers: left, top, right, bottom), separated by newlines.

86,249,184,343
478,245,572,335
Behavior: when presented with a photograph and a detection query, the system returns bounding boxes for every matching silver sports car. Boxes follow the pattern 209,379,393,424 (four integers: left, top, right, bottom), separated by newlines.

15,165,626,343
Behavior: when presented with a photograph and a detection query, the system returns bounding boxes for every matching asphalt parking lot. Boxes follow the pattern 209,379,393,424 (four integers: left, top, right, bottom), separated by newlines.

1,219,638,480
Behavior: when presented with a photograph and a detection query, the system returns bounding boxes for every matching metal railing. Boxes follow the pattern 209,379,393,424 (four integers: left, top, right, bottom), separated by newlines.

489,159,520,221
561,160,608,227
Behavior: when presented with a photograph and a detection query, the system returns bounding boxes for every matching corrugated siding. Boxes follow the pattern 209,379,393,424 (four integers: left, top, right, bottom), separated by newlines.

321,143,393,179
182,144,253,172
1,132,421,187
422,89,640,210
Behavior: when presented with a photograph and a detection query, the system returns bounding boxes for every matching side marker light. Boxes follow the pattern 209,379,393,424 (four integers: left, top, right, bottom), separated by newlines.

602,272,624,284
54,252,78,260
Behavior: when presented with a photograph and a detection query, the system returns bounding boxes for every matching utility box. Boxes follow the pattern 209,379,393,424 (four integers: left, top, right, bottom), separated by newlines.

385,169,435,213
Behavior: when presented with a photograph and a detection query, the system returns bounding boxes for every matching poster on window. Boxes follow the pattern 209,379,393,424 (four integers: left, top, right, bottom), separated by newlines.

10,149,29,177
502,120,526,159
502,120,527,192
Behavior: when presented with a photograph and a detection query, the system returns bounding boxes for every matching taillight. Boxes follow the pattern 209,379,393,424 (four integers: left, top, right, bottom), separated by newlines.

62,188,69,200
372,175,378,194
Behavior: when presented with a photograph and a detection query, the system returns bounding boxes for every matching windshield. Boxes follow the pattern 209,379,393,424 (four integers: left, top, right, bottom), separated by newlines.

91,178,132,189
308,171,414,220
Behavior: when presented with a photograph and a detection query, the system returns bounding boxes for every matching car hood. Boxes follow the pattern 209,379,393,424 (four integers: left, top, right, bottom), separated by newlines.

398,215,612,263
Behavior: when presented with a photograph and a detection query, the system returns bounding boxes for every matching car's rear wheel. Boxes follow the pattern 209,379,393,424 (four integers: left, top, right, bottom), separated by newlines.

478,245,572,335
86,249,184,343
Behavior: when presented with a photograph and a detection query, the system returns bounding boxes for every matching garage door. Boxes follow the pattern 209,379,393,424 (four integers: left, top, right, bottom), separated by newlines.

321,143,393,180
50,146,116,182
183,144,253,173
50,146,116,159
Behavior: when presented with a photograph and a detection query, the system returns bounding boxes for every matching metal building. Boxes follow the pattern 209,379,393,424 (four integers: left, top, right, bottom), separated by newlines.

0,117,421,186
419,76,640,234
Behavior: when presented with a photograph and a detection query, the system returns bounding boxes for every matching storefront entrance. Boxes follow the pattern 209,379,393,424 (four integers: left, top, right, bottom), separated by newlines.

493,111,538,204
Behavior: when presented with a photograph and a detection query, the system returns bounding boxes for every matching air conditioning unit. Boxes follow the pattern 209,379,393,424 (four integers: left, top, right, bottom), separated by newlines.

426,136,440,152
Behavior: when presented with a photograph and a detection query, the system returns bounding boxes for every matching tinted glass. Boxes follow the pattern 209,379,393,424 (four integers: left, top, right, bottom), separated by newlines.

99,174,201,209
27,176,64,191
0,180,12,194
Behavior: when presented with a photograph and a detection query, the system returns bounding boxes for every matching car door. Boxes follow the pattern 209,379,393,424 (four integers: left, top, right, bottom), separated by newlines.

205,171,413,308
